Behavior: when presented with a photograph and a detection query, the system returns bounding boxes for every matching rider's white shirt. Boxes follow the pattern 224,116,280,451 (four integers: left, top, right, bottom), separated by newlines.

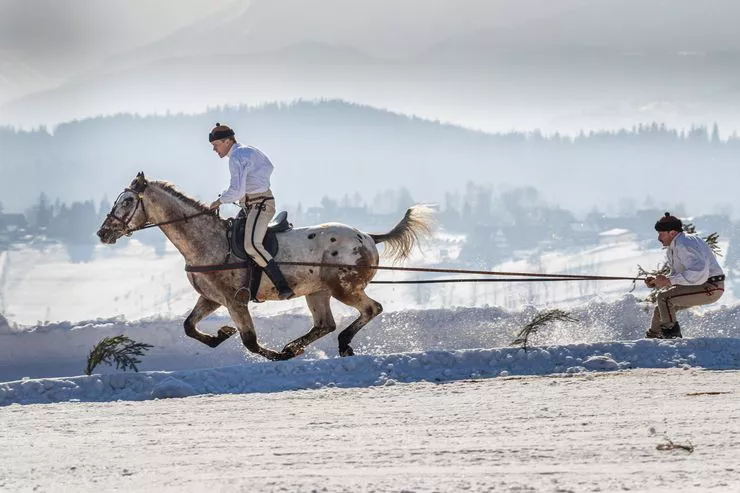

219,143,274,203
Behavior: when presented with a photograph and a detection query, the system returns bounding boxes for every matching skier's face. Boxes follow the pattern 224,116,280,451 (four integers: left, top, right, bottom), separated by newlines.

657,230,676,247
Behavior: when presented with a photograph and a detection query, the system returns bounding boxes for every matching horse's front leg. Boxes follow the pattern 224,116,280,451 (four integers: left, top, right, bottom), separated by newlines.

281,292,336,358
184,296,236,348
226,304,288,361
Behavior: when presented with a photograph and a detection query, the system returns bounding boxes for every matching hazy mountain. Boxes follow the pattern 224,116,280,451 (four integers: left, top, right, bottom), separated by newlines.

0,0,233,105
0,42,388,128
419,0,740,62
106,0,587,64
3,0,740,132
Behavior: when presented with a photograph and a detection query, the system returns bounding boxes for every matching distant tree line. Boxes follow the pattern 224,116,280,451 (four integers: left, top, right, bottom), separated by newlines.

4,181,739,279
1,101,739,222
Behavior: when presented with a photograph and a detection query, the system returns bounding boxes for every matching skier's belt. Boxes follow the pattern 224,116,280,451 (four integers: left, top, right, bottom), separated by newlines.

707,275,725,283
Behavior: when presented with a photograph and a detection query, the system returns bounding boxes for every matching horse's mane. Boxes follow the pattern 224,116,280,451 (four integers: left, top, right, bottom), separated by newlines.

150,180,209,211
150,181,221,219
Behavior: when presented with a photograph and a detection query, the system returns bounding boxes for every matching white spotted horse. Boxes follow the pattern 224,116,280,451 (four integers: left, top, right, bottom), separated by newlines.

97,172,434,360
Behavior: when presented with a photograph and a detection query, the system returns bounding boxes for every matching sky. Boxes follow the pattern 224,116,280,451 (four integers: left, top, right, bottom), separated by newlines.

0,0,234,104
3,0,740,131
0,0,229,60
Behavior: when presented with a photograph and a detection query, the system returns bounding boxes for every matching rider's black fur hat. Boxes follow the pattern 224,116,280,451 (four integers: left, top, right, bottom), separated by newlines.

209,123,235,142
654,212,683,232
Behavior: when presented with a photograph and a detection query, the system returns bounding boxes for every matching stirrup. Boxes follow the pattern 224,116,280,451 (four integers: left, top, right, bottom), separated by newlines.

278,288,295,300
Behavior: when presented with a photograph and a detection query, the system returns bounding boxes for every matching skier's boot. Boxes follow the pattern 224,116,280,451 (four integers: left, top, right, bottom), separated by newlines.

660,322,682,339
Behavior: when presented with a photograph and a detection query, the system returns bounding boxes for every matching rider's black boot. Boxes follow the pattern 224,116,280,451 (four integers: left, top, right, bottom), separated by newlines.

264,260,295,300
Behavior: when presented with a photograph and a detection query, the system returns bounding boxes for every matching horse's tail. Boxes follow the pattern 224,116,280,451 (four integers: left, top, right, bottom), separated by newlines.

369,205,436,262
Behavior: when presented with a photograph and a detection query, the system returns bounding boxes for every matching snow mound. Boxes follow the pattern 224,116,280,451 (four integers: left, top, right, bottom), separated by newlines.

151,377,197,399
2,338,739,407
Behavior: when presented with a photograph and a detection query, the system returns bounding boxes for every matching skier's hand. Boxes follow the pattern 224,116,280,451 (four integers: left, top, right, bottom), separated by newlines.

645,276,656,288
653,275,671,288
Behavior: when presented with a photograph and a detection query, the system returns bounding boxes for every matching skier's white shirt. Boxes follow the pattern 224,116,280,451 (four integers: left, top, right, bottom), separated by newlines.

666,232,724,285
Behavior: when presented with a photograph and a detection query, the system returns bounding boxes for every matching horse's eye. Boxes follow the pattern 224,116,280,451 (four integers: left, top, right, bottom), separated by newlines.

123,197,133,205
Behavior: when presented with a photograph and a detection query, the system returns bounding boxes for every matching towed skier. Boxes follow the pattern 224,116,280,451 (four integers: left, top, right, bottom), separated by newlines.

644,212,725,339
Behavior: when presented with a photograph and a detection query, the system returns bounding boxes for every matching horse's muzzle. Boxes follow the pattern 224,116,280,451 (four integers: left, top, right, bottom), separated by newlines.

96,227,118,244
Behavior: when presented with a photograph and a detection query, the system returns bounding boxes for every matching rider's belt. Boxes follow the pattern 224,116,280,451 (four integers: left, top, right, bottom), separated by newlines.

243,190,274,203
707,275,725,283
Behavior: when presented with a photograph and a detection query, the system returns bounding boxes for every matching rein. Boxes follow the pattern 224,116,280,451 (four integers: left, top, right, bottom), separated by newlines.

131,210,212,232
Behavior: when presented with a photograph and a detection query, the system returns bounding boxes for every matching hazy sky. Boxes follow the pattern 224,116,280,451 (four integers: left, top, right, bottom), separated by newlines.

2,0,740,132
0,0,234,62
0,0,593,62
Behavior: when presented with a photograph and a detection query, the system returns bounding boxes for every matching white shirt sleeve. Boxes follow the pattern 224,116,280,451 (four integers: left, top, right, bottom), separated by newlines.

218,151,248,203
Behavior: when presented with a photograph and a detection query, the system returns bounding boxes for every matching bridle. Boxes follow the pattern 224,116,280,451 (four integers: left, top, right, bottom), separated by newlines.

105,182,212,237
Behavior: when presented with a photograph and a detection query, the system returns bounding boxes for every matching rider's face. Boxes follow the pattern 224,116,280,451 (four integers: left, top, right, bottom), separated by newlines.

212,138,233,158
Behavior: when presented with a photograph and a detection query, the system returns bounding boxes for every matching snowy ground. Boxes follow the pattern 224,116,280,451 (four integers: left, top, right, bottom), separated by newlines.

2,368,738,492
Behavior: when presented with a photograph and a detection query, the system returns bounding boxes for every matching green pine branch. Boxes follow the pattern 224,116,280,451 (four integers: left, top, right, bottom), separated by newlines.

85,335,153,376
511,309,579,350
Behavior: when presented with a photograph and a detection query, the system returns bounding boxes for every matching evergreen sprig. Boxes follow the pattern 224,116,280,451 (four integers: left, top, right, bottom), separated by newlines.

85,335,153,376
632,263,670,303
512,309,579,350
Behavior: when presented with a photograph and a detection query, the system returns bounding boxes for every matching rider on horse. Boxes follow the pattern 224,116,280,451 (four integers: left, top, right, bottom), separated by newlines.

207,123,294,300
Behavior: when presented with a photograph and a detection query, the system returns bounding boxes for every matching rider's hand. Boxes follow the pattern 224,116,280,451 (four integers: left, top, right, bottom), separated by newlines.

209,199,221,210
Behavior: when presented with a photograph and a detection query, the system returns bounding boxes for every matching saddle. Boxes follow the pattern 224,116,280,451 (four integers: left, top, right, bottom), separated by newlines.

226,210,292,301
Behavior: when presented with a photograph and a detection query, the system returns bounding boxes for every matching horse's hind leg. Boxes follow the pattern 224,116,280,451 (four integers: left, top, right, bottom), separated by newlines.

226,304,287,361
184,296,236,348
332,289,383,357
281,291,337,358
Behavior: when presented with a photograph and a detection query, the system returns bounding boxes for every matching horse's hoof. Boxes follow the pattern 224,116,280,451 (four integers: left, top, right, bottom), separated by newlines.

274,351,294,361
218,326,237,339
281,343,305,359
339,346,355,357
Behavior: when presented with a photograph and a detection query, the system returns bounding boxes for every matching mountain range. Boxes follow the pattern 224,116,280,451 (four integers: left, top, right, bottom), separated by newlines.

2,0,740,132
1,100,737,218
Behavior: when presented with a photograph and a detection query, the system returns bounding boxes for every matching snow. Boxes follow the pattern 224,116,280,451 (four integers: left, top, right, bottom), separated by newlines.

2,369,739,492
599,228,630,237
2,295,739,406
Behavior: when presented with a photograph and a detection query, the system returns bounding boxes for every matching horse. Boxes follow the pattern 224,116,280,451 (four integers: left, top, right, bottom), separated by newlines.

96,172,435,361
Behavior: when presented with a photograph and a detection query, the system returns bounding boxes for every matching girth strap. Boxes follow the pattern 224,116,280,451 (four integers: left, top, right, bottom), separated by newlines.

185,261,251,273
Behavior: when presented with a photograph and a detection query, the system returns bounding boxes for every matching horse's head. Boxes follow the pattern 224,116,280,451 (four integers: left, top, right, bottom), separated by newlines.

97,172,150,244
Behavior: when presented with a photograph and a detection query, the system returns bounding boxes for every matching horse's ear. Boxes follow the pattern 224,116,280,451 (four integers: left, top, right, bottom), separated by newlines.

131,171,148,192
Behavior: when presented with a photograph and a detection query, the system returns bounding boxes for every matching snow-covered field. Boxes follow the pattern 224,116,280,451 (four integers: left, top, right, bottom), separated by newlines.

2,369,739,492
